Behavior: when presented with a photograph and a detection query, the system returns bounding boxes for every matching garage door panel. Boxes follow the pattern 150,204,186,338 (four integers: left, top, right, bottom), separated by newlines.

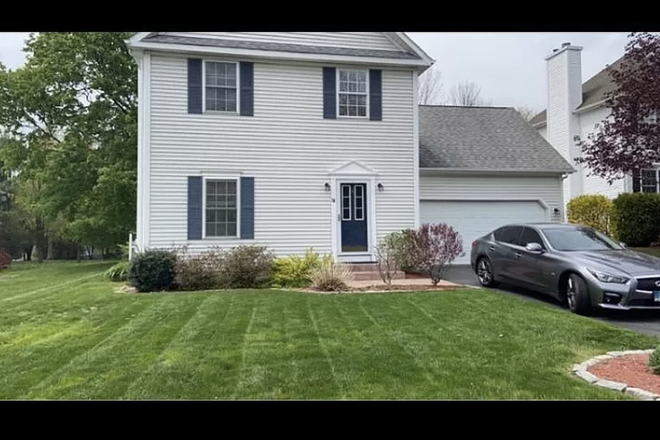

420,201,547,264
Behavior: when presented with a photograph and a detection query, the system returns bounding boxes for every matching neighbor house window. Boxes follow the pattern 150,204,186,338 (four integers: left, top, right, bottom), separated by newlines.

639,169,660,193
205,179,238,237
338,69,368,117
205,61,238,112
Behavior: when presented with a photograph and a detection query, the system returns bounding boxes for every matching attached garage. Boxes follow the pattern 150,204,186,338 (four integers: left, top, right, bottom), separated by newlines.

418,105,575,265
420,200,547,264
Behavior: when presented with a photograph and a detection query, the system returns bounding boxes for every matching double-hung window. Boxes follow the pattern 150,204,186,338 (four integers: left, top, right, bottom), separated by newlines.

639,169,660,193
205,61,238,113
205,179,238,237
338,69,368,117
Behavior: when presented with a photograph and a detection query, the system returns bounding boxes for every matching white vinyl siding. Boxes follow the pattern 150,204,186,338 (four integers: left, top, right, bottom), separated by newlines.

579,107,626,198
419,174,564,212
147,54,416,256
161,32,400,51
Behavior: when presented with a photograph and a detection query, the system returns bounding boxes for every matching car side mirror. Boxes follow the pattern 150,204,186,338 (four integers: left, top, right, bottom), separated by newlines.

525,242,544,254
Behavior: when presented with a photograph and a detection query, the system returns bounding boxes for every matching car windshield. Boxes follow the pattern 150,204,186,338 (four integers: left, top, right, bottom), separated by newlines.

543,227,623,251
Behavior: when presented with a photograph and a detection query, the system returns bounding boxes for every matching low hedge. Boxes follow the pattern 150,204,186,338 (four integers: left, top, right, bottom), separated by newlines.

567,194,615,237
613,193,660,247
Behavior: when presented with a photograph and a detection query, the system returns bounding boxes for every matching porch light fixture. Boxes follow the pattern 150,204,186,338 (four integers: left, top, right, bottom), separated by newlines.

324,182,331,192
553,208,560,214
377,183,384,192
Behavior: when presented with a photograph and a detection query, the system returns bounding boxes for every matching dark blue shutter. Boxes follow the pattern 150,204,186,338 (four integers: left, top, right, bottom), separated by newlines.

240,62,254,116
633,171,641,193
187,176,203,240
240,177,255,239
323,67,336,119
369,69,382,121
188,59,203,114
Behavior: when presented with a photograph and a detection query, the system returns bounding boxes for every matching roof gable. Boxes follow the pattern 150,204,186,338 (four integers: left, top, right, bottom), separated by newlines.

126,32,434,70
420,106,574,173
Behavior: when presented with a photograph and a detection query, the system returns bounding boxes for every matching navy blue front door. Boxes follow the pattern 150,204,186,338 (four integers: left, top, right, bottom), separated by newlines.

340,183,368,253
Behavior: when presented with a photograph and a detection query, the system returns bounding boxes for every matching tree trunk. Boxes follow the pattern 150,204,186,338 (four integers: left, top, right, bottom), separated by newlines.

76,243,81,262
47,238,54,260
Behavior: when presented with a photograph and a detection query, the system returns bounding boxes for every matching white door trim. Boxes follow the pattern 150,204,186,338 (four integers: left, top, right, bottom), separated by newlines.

330,177,377,263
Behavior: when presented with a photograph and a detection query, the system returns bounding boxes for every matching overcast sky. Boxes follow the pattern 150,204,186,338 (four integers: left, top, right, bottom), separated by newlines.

0,32,630,112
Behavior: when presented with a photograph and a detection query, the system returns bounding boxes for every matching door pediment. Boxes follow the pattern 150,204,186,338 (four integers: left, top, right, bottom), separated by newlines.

329,160,378,177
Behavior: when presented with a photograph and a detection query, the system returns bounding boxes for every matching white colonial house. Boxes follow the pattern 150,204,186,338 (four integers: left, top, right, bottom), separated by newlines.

127,32,573,265
531,42,660,212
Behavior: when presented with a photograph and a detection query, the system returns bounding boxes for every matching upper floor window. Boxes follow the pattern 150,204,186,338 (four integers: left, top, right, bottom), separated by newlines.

338,69,368,117
205,61,238,113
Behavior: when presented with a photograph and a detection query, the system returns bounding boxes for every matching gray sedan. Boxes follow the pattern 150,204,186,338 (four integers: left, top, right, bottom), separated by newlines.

470,223,660,315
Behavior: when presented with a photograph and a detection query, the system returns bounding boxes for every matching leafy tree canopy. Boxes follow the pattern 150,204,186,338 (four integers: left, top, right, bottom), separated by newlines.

577,32,660,182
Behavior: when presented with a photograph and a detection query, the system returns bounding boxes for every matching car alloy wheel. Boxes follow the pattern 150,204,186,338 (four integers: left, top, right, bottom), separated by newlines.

477,259,493,286
566,277,576,310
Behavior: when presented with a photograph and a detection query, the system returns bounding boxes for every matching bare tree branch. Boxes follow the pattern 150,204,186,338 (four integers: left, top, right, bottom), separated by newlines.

418,65,444,105
515,106,538,121
448,81,492,107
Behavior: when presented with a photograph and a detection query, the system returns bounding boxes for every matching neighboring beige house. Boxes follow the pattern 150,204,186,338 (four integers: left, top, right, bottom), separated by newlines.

531,43,660,214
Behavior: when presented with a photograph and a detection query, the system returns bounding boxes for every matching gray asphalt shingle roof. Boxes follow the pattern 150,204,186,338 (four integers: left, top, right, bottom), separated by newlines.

142,33,421,60
530,56,624,127
420,105,574,173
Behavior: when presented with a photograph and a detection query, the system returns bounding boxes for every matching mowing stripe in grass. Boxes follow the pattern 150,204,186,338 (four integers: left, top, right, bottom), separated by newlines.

22,295,184,399
357,297,438,387
305,296,342,394
0,297,151,399
231,296,260,399
0,272,104,303
122,293,220,397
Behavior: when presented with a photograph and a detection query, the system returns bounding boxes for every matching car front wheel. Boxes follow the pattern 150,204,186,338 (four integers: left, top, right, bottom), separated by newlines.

476,257,498,288
566,273,593,316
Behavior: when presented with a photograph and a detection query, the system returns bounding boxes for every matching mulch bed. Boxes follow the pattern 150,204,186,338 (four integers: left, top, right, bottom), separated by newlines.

305,284,464,294
588,354,660,395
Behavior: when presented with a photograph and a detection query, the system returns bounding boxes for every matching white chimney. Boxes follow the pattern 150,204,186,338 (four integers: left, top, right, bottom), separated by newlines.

545,42,583,208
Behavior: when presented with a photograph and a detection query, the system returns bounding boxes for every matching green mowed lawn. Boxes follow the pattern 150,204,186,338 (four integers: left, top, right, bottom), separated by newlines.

0,261,657,400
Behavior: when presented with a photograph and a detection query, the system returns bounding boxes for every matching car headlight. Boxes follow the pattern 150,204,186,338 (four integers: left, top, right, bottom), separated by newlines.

587,269,630,284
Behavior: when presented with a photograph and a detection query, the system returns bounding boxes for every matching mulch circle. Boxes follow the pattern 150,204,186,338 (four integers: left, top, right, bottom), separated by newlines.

588,354,660,396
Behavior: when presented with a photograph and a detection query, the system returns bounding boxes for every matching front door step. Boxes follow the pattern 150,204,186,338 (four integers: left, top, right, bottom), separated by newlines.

345,263,405,281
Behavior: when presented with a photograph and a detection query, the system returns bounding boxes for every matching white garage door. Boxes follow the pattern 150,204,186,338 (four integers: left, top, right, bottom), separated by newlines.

420,200,547,264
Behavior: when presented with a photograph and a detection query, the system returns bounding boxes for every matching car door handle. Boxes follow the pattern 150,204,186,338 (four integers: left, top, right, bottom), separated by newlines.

488,246,495,251
514,252,522,258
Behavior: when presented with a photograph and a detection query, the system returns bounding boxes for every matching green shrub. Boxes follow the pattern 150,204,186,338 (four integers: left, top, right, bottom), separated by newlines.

128,249,177,292
650,346,660,375
310,256,353,292
567,194,615,237
104,260,130,282
222,245,274,289
613,193,660,247
271,248,321,288
376,231,411,285
174,248,225,291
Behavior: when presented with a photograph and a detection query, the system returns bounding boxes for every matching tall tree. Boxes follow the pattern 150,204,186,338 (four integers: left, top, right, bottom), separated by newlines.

448,81,492,107
0,33,137,256
576,32,660,182
418,65,444,105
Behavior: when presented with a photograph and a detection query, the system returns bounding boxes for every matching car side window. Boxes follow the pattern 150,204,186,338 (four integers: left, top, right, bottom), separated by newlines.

493,226,523,246
520,227,545,249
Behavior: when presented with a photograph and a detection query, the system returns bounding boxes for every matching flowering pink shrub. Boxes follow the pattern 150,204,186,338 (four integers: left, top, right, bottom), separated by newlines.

407,223,463,285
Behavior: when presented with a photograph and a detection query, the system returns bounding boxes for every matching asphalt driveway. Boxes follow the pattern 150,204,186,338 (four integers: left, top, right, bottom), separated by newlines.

444,265,660,339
